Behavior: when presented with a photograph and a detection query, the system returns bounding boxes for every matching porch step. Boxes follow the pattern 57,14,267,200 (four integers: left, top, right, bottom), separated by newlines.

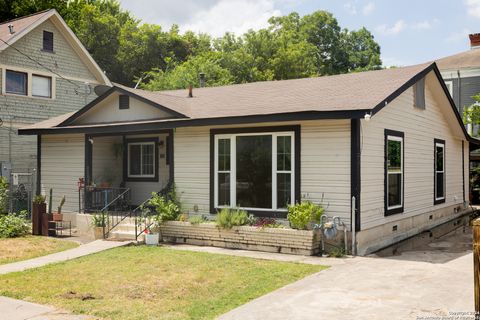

109,230,144,242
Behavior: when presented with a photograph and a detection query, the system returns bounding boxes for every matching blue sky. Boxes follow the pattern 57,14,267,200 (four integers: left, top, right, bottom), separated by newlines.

120,0,480,67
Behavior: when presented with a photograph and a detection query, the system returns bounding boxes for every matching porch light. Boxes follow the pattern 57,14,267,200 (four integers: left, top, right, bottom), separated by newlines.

364,112,372,122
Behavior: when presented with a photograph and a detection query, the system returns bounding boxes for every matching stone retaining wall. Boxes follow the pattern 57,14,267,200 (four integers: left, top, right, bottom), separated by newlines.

159,221,321,256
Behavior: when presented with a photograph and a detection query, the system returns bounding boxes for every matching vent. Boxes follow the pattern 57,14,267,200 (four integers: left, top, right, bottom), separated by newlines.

413,78,425,109
119,95,129,109
43,31,53,52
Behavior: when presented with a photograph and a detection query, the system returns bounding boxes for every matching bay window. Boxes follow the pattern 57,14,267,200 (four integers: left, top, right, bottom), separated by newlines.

213,127,298,213
385,130,404,215
434,139,445,204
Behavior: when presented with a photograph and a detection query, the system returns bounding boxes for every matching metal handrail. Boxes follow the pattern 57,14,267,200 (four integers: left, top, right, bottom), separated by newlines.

100,188,132,239
101,188,131,212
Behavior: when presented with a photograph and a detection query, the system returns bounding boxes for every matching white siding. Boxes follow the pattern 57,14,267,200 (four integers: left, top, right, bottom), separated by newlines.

174,120,351,222
360,71,467,230
75,93,175,125
41,134,84,213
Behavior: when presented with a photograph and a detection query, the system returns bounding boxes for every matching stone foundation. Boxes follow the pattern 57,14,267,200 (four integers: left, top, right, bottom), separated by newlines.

159,221,322,256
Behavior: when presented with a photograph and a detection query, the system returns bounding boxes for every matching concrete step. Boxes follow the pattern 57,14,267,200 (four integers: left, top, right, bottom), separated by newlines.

108,230,144,241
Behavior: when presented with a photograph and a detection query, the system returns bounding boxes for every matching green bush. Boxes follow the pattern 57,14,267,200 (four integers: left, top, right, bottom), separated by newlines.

215,208,252,229
188,215,208,225
91,212,106,227
0,177,8,214
287,201,324,230
149,192,180,224
0,211,30,238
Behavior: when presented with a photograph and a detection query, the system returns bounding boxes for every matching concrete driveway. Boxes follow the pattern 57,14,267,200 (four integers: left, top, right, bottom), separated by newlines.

219,227,474,320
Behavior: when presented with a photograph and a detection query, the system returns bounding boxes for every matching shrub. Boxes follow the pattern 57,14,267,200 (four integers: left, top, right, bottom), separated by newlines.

287,201,324,230
253,217,284,229
0,211,30,238
33,195,46,204
215,208,251,229
0,177,8,214
189,215,208,225
91,212,106,227
149,192,180,224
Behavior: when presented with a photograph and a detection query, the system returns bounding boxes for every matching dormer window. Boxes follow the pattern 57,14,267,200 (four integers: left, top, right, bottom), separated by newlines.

43,31,53,52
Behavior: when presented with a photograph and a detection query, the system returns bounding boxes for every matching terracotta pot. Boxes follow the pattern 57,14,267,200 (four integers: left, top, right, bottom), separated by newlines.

53,213,63,221
32,203,46,235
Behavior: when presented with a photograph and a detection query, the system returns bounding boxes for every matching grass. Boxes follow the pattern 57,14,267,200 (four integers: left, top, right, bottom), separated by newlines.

0,246,326,320
0,236,79,265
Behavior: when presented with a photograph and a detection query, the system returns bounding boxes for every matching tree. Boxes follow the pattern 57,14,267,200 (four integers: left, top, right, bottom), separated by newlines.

463,94,480,136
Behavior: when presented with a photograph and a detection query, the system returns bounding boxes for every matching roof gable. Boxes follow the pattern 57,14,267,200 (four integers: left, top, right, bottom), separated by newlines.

60,86,187,126
0,9,110,85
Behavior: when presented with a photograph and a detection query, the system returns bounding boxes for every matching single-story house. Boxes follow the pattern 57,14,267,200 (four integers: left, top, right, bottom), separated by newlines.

18,62,476,255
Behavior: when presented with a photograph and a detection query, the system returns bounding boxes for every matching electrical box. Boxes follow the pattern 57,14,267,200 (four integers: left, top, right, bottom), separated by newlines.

0,162,11,179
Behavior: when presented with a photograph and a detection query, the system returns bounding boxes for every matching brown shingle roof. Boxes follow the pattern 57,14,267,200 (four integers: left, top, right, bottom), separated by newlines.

20,62,435,132
0,9,52,48
435,49,480,71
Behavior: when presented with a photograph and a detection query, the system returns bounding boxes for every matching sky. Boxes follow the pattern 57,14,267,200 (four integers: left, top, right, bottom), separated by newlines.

119,0,480,67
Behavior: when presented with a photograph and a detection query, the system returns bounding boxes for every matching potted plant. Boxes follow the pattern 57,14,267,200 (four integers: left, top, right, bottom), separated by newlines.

142,191,180,246
53,195,65,221
91,212,106,239
144,226,160,246
32,195,46,235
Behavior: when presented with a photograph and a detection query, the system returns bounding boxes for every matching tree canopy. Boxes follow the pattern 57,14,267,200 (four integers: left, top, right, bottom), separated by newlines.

0,0,382,89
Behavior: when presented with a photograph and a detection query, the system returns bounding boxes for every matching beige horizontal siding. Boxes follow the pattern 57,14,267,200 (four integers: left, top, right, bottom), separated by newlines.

174,120,351,223
41,134,84,213
360,71,467,230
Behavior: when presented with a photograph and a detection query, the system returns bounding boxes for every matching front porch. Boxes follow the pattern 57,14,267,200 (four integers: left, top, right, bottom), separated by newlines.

82,130,174,212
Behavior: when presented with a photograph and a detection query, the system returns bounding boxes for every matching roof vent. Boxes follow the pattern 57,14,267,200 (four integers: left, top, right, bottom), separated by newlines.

199,73,206,88
8,24,14,34
469,33,480,49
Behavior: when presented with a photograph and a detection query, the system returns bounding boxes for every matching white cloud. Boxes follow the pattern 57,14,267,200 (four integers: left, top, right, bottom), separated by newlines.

120,0,283,37
375,20,406,36
411,19,438,30
362,2,375,15
344,1,357,15
465,0,480,18
445,28,472,43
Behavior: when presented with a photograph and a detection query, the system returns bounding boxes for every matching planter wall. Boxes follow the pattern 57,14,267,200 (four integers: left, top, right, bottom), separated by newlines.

159,221,321,256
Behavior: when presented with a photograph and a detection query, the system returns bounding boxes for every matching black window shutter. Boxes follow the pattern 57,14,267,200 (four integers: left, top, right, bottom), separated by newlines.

119,95,130,109
43,31,54,52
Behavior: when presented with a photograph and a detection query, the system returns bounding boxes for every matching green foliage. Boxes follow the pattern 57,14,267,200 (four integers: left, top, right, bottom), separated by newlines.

215,208,252,229
91,212,106,227
287,201,324,230
328,246,346,258
188,215,208,225
32,195,46,204
463,95,480,136
57,195,66,214
0,177,8,214
0,211,30,238
148,192,180,225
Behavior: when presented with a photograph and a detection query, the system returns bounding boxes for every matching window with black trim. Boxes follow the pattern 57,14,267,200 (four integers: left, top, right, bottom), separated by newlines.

214,130,295,211
434,139,445,204
43,31,54,52
119,95,129,109
385,130,404,215
128,141,155,178
6,70,27,95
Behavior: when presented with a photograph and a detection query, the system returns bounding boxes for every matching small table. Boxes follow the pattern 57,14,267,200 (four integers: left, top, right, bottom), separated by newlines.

48,220,72,237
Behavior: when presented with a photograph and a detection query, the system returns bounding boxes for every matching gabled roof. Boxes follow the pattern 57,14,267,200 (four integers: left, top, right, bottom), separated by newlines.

18,62,474,143
0,9,111,85
435,49,480,71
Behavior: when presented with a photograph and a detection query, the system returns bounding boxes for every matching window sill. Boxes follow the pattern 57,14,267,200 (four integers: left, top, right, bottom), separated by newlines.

434,198,446,205
125,176,158,182
385,206,404,216
40,49,55,54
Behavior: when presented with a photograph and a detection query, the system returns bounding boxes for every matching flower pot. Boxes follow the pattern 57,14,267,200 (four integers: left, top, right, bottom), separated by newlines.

32,203,46,235
145,233,159,246
93,227,104,240
53,213,63,221
41,213,53,236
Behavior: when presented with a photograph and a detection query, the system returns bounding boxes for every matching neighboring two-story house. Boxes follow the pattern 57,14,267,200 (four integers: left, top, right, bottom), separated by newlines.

0,9,111,178
437,33,480,135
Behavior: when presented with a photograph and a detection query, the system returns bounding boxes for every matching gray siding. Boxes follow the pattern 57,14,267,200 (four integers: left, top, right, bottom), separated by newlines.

443,75,480,114
0,19,107,174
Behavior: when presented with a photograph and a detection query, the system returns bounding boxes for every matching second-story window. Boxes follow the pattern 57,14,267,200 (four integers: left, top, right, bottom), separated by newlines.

32,74,52,98
5,70,27,95
43,31,54,52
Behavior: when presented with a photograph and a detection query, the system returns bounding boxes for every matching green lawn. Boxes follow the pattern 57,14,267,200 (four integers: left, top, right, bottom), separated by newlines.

0,236,79,265
0,246,326,320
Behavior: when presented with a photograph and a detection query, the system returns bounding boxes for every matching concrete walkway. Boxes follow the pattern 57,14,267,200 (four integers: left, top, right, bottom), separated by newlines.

0,239,130,275
218,227,474,320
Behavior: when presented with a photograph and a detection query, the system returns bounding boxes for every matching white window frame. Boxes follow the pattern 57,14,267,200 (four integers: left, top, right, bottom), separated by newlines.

435,142,445,201
127,142,155,178
32,74,52,98
1,65,56,99
214,131,295,212
5,69,27,96
386,135,403,210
